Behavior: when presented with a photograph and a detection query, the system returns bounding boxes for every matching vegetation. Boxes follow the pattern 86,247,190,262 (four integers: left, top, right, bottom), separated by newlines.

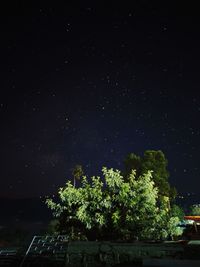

71,164,84,188
124,150,177,201
190,204,200,215
46,162,183,241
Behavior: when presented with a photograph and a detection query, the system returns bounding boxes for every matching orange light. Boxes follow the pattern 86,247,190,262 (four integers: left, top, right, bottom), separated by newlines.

184,216,200,222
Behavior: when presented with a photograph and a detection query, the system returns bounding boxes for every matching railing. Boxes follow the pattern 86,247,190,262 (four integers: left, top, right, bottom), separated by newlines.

0,248,18,266
20,235,68,267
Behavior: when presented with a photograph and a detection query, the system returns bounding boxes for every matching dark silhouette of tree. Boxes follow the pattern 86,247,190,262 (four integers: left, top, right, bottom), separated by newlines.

124,150,177,201
71,164,84,187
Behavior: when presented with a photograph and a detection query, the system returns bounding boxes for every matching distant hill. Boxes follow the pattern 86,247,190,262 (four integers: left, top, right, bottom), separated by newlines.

0,197,51,225
0,198,52,242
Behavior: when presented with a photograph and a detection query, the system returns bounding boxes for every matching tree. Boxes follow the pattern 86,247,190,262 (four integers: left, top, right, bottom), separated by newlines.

71,164,84,187
46,167,182,241
170,204,184,221
190,204,200,215
124,150,176,201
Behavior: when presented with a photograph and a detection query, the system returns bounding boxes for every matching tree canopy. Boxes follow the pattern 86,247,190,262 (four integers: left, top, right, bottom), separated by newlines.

124,150,177,200
46,167,182,241
71,164,84,188
190,204,200,216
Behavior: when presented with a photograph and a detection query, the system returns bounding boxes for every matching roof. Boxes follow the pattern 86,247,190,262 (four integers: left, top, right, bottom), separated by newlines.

184,216,200,222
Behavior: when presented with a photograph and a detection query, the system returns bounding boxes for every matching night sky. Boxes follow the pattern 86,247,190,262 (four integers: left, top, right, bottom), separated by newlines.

1,2,200,199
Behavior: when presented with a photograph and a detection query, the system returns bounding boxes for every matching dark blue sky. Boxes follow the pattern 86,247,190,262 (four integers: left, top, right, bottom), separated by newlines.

1,2,200,198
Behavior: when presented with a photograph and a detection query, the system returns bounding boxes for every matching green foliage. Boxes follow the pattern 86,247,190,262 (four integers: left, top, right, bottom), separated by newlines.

190,204,200,215
150,198,183,240
170,204,185,221
46,167,182,241
124,150,176,200
71,164,84,187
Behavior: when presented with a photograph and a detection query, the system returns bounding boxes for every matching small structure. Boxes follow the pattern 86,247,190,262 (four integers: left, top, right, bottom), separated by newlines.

184,216,200,222
20,235,68,267
184,216,200,240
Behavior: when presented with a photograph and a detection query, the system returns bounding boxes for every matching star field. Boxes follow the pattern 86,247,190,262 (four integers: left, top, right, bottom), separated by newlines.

1,2,200,198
